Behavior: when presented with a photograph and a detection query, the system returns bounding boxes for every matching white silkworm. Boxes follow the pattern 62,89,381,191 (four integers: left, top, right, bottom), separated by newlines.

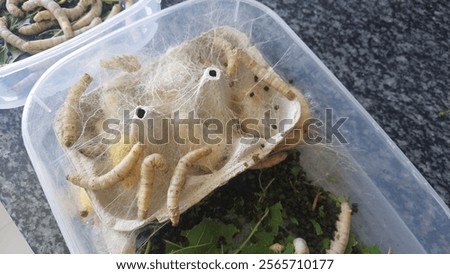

167,147,212,226
25,17,102,53
6,0,25,18
105,4,121,21
22,0,74,38
327,202,352,254
137,154,169,220
100,55,142,73
0,16,26,51
211,34,311,151
0,16,101,54
34,0,93,22
18,21,58,36
61,73,93,147
67,143,145,190
71,0,102,31
212,36,297,100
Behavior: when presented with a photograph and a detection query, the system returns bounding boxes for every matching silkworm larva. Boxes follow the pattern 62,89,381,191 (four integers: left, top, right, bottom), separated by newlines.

249,57,311,151
6,0,25,18
72,0,102,31
0,16,30,52
212,35,312,149
100,55,142,73
108,108,145,188
0,16,34,53
23,17,102,53
109,135,141,188
167,147,212,226
22,0,74,38
78,142,107,158
105,4,122,21
137,154,169,220
33,11,54,22
211,37,239,76
61,73,93,147
212,36,298,101
18,21,58,36
67,143,145,190
326,202,352,254
238,48,297,101
34,0,94,22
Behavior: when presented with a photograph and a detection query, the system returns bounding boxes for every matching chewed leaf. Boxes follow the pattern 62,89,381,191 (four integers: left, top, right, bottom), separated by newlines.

184,218,238,246
168,218,238,254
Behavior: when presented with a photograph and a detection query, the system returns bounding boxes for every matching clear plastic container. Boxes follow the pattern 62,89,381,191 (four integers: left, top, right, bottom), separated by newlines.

22,0,450,253
0,0,161,109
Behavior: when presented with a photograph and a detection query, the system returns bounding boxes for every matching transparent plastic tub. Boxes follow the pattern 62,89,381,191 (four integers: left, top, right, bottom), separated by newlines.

22,0,450,253
0,0,161,109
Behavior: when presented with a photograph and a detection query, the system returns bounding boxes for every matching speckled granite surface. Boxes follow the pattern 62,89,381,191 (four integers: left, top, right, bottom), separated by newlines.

0,0,448,253
0,107,68,253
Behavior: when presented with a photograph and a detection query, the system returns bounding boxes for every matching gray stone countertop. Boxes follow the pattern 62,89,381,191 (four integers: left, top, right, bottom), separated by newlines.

0,0,448,253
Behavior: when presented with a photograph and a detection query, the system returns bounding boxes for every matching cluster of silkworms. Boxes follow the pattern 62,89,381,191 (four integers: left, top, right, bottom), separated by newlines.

0,0,134,55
